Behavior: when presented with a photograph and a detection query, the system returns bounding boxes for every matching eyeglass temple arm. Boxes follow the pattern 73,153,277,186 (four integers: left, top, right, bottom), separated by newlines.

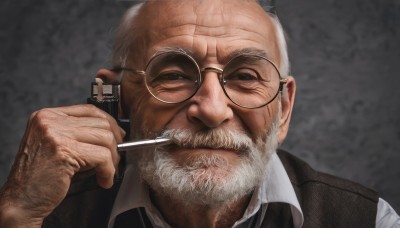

110,67,145,75
279,78,288,91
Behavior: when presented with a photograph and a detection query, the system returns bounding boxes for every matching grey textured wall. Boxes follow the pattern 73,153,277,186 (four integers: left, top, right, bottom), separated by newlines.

1,0,399,213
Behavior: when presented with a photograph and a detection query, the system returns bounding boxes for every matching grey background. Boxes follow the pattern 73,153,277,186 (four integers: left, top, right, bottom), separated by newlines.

1,0,399,213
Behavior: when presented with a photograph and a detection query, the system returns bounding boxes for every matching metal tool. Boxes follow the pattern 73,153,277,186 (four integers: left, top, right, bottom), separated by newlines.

117,137,172,152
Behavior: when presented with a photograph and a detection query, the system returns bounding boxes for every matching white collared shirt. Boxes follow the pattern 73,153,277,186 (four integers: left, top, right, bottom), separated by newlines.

108,152,399,228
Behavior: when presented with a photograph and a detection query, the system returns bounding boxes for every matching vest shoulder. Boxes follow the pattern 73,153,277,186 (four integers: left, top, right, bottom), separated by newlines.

276,149,379,227
276,149,378,203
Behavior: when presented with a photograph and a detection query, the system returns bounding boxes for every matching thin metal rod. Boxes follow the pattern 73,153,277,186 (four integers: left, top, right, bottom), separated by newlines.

117,137,172,152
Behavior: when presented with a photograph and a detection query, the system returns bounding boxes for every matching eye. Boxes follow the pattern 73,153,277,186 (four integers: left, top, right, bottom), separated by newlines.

225,68,259,81
154,71,193,82
233,73,257,80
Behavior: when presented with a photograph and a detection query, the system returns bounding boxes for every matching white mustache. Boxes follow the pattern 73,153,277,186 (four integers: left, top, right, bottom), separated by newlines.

160,128,254,152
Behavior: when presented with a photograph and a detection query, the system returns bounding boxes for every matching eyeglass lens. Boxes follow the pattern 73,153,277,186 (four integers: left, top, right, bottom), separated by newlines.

144,52,281,108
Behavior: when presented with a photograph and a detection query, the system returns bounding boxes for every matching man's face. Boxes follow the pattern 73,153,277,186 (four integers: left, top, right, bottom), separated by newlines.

120,0,294,204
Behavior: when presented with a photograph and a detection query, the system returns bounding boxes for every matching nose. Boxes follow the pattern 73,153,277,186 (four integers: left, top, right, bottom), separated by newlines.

186,70,234,128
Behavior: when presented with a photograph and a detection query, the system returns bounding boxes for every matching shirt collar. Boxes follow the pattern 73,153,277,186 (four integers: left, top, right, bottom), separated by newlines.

108,152,304,228
108,164,151,228
260,152,304,227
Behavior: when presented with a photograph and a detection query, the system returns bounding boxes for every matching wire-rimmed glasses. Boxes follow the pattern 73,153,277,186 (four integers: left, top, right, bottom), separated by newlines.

113,50,287,109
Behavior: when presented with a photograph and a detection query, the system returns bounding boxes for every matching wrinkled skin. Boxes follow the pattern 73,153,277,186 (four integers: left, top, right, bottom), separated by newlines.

0,105,125,227
0,0,296,227
116,0,296,227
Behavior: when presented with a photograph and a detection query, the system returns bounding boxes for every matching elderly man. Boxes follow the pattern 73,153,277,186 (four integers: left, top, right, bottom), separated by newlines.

0,0,399,227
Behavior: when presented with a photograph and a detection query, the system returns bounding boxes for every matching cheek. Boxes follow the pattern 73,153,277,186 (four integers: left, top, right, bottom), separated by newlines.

139,101,181,137
239,104,278,140
122,82,183,138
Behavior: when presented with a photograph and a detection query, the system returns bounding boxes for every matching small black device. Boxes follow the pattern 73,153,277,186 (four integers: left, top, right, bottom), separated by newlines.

86,79,171,150
87,79,130,138
69,79,171,191
87,79,120,120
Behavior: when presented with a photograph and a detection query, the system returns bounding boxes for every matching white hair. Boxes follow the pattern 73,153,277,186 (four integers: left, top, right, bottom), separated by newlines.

112,3,144,68
112,1,290,76
128,103,282,207
269,14,290,77
134,121,279,207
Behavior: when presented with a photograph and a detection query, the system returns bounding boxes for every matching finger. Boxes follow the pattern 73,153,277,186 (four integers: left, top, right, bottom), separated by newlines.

28,107,124,170
67,127,120,168
73,142,116,189
60,116,125,143
62,116,114,130
41,105,126,143
49,104,110,118
55,105,126,143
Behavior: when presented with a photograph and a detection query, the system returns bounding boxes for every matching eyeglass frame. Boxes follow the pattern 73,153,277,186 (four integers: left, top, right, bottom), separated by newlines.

111,50,288,109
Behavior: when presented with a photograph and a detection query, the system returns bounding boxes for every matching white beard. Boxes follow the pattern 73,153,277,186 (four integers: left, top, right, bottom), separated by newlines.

131,118,280,207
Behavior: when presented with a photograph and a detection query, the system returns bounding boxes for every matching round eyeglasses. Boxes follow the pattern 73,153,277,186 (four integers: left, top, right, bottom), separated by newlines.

113,51,287,109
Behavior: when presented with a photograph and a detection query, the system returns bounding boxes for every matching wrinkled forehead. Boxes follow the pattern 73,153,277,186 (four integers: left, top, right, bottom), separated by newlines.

135,0,278,62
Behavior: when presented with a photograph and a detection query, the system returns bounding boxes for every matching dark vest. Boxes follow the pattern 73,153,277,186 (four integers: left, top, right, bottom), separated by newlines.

43,150,378,228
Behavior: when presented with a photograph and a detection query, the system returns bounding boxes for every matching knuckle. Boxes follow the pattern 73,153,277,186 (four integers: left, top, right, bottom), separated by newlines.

98,148,113,166
35,108,53,119
32,109,56,127
36,118,54,135
27,115,58,142
104,129,114,139
28,110,39,122
54,144,82,173
102,130,116,148
99,118,112,130
84,103,97,111
84,104,107,118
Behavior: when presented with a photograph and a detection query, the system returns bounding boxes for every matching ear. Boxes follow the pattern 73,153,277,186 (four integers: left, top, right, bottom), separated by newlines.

95,68,127,118
96,68,120,83
278,76,296,145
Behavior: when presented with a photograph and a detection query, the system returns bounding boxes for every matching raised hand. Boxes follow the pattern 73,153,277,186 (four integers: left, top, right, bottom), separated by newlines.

0,104,125,227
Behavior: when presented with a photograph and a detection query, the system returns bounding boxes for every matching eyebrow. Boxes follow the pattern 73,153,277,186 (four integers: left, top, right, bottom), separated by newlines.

153,47,271,63
225,48,270,61
153,47,194,56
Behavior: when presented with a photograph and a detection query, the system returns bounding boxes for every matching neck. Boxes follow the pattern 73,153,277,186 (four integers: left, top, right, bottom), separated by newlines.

150,188,252,228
